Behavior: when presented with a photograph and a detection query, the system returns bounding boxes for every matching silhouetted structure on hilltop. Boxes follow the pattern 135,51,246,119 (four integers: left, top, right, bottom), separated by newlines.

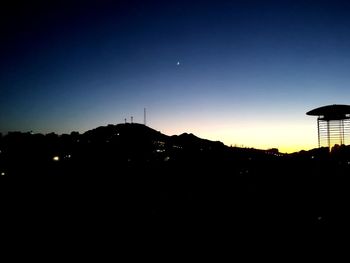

307,104,350,149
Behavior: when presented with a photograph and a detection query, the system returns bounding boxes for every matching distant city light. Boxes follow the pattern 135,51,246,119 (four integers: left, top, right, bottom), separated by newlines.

164,156,170,162
154,141,165,146
53,156,60,161
1,172,5,176
172,145,182,149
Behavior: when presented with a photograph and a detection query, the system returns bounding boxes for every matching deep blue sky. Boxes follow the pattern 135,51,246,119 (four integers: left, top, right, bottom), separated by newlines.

1,0,350,151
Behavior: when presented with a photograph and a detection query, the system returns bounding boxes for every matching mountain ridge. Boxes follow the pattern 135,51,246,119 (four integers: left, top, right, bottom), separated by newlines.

82,122,227,152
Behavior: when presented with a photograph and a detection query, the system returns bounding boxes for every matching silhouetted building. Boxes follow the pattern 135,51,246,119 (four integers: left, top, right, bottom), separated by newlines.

307,104,350,149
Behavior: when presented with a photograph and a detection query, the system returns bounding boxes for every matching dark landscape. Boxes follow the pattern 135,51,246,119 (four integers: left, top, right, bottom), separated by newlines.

1,123,349,245
3,1,350,256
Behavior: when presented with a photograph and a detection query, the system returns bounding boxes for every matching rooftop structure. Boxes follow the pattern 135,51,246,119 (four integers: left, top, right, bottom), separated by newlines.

307,104,350,148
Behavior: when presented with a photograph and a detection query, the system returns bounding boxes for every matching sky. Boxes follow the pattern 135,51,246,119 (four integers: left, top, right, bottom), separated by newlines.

1,0,350,153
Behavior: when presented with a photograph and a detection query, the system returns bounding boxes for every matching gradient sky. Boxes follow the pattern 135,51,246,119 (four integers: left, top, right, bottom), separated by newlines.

1,0,350,152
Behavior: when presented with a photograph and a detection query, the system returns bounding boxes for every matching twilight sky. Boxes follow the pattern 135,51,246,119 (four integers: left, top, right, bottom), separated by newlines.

1,0,350,152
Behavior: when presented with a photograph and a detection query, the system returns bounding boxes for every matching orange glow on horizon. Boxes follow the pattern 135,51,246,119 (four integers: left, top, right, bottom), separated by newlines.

153,118,317,154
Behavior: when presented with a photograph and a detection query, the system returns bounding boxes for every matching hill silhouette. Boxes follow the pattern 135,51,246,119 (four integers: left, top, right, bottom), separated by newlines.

1,123,350,244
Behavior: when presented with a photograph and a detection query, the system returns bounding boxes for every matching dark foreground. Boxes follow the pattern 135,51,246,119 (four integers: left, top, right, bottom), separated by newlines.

1,124,349,251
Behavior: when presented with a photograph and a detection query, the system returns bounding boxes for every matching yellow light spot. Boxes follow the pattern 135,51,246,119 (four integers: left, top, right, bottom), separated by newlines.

53,156,60,161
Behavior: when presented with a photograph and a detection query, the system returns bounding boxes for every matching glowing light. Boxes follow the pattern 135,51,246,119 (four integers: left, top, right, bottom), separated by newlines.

1,172,5,176
157,119,316,153
53,156,60,161
172,145,182,149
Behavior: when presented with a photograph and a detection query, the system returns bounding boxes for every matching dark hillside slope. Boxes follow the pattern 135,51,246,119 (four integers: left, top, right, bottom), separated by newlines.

1,124,350,243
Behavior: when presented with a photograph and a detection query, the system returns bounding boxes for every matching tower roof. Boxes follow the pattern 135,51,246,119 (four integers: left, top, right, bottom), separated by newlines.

306,104,350,120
